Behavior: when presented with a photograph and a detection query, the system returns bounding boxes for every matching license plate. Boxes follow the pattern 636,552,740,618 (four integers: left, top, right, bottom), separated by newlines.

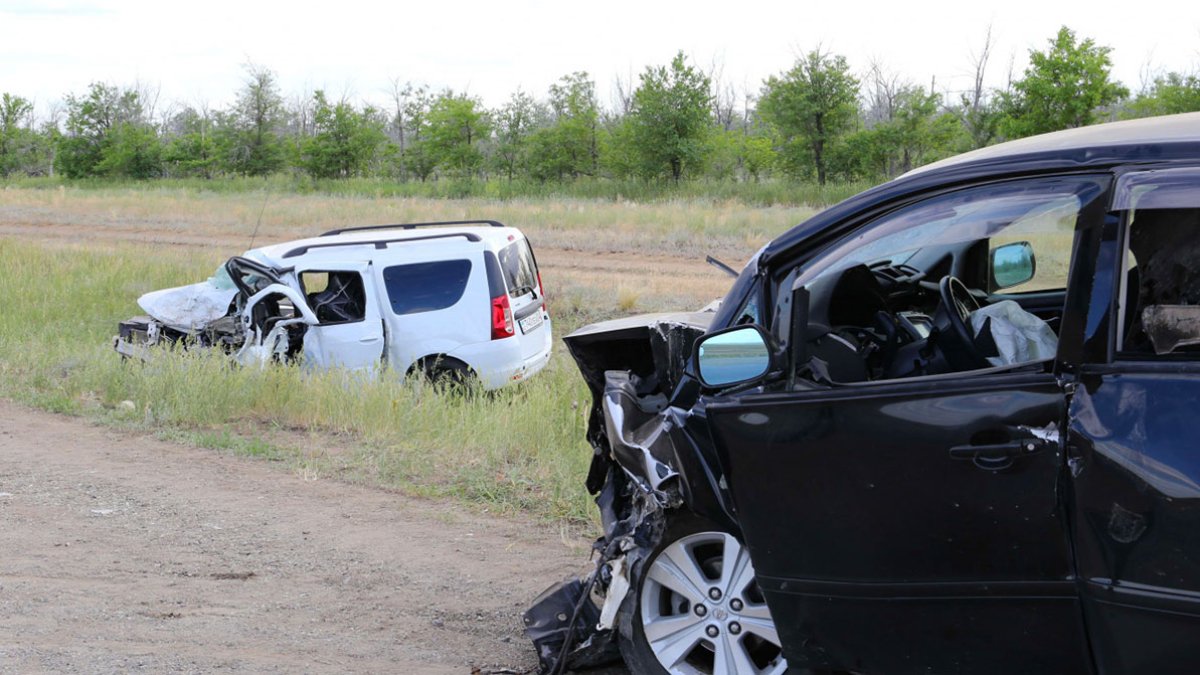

518,310,544,334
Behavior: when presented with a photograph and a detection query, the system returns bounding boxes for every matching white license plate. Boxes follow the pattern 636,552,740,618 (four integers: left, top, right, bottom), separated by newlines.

518,311,544,334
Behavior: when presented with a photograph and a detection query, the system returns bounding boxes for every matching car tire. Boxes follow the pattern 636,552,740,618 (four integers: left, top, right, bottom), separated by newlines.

619,514,791,675
416,356,474,390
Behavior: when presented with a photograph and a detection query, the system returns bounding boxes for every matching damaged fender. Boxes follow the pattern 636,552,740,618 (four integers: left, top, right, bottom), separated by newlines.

525,309,743,673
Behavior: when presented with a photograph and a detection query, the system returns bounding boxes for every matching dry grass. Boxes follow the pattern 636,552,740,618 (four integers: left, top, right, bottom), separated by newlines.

0,184,816,259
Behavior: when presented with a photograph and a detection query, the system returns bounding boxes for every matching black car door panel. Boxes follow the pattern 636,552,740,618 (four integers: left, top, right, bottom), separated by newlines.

1068,367,1200,674
706,371,1090,674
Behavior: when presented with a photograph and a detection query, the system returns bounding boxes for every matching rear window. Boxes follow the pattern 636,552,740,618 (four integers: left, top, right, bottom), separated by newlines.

382,259,472,315
498,240,538,297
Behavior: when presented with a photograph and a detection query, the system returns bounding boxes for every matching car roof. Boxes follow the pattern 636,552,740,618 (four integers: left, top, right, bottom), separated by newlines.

903,111,1200,178
761,112,1200,264
247,225,524,268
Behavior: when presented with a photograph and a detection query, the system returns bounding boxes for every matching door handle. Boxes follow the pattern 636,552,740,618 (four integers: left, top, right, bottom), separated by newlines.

949,438,1046,461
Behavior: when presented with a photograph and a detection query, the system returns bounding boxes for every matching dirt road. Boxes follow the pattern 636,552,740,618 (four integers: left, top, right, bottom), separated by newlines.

0,400,605,673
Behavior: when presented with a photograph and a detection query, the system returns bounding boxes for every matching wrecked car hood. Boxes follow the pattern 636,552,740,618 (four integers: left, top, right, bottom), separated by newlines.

137,279,238,332
563,310,715,393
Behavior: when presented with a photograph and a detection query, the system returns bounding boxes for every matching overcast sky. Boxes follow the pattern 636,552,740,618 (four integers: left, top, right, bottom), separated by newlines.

2,0,1198,117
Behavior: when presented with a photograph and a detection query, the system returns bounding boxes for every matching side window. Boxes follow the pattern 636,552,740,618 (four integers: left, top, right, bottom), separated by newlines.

987,197,1078,293
382,259,472,315
1114,168,1200,357
300,270,367,325
784,176,1106,383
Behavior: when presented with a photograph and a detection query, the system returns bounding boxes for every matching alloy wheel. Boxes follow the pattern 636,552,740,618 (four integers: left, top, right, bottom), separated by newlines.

639,531,787,675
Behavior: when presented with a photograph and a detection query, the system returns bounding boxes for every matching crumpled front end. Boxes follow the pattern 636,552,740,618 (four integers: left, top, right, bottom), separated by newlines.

524,311,726,673
113,256,314,366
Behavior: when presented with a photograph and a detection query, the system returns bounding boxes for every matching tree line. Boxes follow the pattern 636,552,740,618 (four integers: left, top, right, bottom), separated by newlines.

2,26,1198,187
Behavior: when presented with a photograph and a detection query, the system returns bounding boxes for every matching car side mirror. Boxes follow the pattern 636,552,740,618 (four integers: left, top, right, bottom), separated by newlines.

991,241,1036,290
694,325,774,389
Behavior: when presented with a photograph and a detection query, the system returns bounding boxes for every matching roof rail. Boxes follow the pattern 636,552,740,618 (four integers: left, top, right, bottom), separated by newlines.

283,232,481,259
320,219,506,237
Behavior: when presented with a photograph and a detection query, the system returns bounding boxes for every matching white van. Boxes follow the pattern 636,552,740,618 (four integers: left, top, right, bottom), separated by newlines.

115,220,553,389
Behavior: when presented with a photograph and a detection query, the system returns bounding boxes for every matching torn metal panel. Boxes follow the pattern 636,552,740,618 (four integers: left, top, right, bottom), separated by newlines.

602,371,680,498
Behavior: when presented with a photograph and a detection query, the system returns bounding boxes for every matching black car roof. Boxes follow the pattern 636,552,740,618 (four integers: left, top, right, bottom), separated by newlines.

904,111,1200,178
761,112,1200,264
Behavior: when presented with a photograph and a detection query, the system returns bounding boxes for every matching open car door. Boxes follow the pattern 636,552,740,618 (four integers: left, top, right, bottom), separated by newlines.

294,262,384,371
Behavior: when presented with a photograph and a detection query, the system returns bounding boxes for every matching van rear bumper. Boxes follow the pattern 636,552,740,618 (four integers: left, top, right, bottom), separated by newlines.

449,318,553,389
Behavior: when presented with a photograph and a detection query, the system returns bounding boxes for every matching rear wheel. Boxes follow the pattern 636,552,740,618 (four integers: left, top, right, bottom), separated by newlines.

621,516,789,675
415,356,475,390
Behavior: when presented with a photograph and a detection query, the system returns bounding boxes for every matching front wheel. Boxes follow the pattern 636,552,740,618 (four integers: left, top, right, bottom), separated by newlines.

620,516,789,675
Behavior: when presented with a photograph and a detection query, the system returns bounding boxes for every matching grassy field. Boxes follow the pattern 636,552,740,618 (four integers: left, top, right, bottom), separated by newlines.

0,186,827,525
5,174,870,210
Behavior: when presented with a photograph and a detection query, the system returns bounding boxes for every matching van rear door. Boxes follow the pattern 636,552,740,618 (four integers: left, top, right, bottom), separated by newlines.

497,238,549,357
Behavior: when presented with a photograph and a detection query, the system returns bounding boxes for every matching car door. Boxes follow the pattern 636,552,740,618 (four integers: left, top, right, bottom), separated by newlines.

701,175,1111,674
295,263,384,371
1066,167,1200,674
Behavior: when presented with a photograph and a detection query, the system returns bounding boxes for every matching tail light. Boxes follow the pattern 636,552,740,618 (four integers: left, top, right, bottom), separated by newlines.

536,271,547,315
491,293,514,340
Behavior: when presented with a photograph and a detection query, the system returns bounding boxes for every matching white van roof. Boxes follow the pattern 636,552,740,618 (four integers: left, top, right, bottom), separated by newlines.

246,223,525,268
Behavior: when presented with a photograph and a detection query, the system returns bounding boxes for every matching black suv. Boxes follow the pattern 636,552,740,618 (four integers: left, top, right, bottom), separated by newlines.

525,112,1200,675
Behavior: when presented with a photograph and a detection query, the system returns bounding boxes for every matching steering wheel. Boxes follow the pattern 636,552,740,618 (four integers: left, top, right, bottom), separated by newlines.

937,276,985,369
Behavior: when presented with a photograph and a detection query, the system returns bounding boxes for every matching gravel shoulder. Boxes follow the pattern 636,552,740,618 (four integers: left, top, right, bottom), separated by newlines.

0,399,602,673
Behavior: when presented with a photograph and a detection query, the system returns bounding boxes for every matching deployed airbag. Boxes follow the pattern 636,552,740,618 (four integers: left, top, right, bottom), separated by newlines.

969,300,1058,366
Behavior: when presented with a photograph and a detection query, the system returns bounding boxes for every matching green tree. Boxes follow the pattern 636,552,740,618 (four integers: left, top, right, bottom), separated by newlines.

96,121,161,178
299,91,388,178
626,51,713,180
396,85,437,181
741,132,778,182
425,91,490,177
492,89,542,180
162,106,219,178
870,87,959,177
1125,72,1200,118
226,64,285,175
1000,26,1128,138
0,93,35,176
526,72,599,180
759,50,860,184
55,82,155,178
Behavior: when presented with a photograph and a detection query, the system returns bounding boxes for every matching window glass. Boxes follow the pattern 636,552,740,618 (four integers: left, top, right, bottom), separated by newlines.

987,198,1078,292
735,293,760,326
797,177,1103,290
300,270,366,324
382,260,472,315
498,240,538,297
1115,169,1200,357
778,176,1106,384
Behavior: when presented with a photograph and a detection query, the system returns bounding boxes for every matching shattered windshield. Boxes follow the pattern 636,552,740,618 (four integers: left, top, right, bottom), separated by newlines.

224,257,282,297
208,265,237,290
